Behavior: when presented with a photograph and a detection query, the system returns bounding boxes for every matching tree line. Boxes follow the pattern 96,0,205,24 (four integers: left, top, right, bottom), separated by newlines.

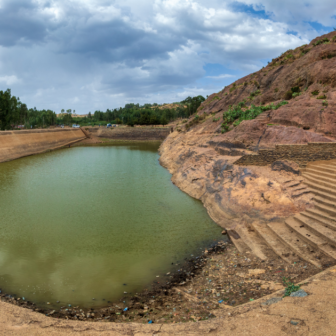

67,95,205,126
0,89,57,130
0,88,205,130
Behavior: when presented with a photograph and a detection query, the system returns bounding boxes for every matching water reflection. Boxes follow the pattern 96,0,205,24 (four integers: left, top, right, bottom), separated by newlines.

0,144,223,308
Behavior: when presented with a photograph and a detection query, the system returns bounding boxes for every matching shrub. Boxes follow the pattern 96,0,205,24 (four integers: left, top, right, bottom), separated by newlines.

317,94,327,99
292,92,300,98
250,90,261,99
314,38,329,46
322,100,328,106
229,84,237,92
211,96,220,102
333,36,336,42
284,91,293,100
282,278,300,297
291,86,300,93
274,88,279,93
213,117,220,122
311,90,319,96
221,101,288,129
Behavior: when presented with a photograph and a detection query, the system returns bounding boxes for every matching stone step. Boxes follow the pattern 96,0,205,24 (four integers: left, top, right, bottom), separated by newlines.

314,201,336,217
234,225,276,260
307,188,336,203
292,188,312,198
304,180,336,197
315,162,336,168
313,196,336,210
285,181,301,188
267,221,322,267
301,211,336,231
305,208,336,226
308,164,336,174
286,216,336,260
302,171,336,184
302,173,336,189
303,167,336,179
252,221,299,264
292,215,336,248
292,185,308,192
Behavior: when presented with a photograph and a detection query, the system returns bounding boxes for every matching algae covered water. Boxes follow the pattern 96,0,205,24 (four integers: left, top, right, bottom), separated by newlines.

0,143,223,308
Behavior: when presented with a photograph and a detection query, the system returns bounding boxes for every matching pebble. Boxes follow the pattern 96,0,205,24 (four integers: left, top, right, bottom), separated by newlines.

261,297,283,306
290,321,299,326
290,289,308,298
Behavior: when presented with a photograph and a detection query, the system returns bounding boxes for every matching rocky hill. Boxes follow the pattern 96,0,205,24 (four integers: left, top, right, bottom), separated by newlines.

159,32,336,256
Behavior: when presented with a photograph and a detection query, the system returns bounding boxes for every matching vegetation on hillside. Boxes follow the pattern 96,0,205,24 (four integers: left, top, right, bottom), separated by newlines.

79,95,205,127
221,101,288,132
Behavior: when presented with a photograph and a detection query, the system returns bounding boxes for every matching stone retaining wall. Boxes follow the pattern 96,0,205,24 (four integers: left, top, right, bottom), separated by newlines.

0,128,86,163
97,127,171,141
234,142,336,167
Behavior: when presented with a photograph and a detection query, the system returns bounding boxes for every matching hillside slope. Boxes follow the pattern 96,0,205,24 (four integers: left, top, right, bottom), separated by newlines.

159,32,336,257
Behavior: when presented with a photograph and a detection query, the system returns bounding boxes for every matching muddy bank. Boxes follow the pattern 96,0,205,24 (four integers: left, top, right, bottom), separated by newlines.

0,129,86,163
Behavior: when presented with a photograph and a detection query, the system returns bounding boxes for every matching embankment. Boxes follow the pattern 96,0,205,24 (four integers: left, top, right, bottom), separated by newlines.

0,129,86,163
96,127,171,140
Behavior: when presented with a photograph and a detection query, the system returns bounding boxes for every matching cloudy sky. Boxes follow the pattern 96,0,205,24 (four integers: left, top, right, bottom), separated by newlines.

0,0,335,113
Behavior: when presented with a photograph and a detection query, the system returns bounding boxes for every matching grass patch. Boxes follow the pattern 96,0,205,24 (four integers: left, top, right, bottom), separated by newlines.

282,277,300,297
213,117,220,122
221,100,288,131
317,94,327,99
314,38,329,46
311,90,319,96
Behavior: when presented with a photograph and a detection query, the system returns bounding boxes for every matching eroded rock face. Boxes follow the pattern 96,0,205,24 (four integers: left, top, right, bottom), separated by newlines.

160,32,336,229
159,132,312,230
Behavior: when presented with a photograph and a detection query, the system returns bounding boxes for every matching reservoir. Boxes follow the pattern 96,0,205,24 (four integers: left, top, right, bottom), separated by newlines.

0,143,223,308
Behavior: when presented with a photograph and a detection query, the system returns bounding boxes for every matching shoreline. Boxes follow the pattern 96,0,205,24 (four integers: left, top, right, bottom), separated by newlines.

0,237,333,324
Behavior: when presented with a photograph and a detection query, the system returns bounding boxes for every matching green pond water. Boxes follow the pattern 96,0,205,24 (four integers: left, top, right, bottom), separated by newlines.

0,143,224,308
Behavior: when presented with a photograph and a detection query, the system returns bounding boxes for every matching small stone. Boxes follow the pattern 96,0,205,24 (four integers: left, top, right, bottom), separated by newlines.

221,230,227,235
261,297,283,306
47,302,50,305
290,289,308,298
290,321,299,326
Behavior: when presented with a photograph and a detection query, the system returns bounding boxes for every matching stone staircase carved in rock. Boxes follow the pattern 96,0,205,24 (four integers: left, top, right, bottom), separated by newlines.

230,160,336,268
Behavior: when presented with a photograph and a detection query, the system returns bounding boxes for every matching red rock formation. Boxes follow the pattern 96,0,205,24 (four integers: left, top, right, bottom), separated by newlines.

160,32,336,242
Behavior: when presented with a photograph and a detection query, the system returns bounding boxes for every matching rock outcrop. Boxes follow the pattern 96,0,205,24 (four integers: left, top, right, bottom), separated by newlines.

159,32,336,259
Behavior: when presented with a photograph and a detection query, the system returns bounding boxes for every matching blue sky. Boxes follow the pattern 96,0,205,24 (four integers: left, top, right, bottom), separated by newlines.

0,0,335,113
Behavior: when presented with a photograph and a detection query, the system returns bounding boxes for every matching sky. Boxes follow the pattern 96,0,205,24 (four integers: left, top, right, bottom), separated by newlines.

0,0,335,114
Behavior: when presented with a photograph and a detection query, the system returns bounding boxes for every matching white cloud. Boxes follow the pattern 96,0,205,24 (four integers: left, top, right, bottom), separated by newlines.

206,74,235,79
0,75,20,85
0,0,334,112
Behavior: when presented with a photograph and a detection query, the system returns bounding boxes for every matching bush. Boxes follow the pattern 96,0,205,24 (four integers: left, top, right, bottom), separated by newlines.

221,101,288,129
291,86,300,93
314,38,329,46
249,90,261,99
284,91,293,100
322,100,328,106
292,92,300,98
317,94,327,99
311,90,319,95
274,88,279,93
213,117,220,122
